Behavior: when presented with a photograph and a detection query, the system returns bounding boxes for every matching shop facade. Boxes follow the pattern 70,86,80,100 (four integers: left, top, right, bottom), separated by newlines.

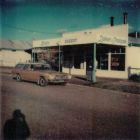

33,24,140,79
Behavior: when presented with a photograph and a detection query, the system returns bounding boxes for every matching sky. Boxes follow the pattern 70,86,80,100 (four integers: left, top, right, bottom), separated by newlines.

0,0,140,41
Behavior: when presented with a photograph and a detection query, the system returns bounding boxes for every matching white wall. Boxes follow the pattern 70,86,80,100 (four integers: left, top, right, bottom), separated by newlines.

63,67,86,76
33,24,128,48
62,24,128,46
96,70,128,79
63,24,128,39
0,50,31,67
127,47,140,74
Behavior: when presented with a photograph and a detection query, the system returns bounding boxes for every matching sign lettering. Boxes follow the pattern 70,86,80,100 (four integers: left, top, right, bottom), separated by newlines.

98,35,127,45
65,39,77,44
41,41,50,46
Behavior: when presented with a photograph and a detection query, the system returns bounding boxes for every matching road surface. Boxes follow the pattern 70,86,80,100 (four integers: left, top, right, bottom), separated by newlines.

1,74,140,139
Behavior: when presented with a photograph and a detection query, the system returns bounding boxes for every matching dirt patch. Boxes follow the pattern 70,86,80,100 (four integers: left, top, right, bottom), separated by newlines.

71,77,140,94
92,78,140,94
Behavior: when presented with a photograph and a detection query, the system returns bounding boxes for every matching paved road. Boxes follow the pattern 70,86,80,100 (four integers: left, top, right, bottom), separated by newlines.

1,74,140,140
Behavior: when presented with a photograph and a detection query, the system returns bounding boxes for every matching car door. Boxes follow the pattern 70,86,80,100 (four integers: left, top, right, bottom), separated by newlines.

21,64,33,81
28,64,40,82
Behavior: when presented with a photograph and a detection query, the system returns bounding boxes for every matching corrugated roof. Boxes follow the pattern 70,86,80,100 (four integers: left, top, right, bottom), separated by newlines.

0,39,32,50
129,32,140,38
129,37,140,47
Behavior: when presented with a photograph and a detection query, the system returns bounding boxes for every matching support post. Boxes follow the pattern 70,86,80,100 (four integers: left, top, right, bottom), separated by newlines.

92,43,96,83
31,49,33,62
32,48,35,63
108,52,111,71
32,49,34,62
33,48,35,63
58,44,61,72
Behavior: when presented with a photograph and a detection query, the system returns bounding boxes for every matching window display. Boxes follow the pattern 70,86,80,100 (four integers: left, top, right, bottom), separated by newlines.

111,54,125,71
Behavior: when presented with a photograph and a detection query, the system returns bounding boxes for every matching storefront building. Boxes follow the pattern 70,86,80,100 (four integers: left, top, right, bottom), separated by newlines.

33,24,127,78
33,24,140,79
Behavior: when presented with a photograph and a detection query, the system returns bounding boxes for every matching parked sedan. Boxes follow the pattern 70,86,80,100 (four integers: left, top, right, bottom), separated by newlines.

12,63,72,86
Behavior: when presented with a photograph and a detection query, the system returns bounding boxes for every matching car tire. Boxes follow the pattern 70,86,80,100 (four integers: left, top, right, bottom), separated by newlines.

16,74,22,82
39,77,47,87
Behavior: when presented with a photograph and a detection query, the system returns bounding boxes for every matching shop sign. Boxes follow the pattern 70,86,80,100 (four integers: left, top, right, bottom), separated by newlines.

64,38,77,44
41,41,50,46
98,35,127,46
111,57,120,70
32,49,48,53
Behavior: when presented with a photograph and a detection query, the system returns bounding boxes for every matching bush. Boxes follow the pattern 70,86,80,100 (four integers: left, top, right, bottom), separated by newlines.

129,74,140,82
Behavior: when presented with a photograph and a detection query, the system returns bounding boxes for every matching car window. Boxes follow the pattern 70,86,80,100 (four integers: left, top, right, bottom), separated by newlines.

15,64,25,69
43,64,51,70
32,64,51,70
33,64,42,70
23,64,30,70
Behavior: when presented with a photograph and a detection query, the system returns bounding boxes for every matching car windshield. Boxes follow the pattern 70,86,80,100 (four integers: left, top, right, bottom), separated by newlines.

32,64,52,71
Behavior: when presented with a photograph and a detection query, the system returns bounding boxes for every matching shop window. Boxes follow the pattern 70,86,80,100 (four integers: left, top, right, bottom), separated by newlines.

97,54,108,70
74,55,84,69
111,54,125,71
63,54,73,68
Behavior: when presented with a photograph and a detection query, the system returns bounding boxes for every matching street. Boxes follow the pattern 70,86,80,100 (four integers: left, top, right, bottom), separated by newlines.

1,74,140,140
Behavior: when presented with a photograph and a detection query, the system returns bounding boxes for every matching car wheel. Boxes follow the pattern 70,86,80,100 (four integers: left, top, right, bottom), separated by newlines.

39,77,47,87
16,74,22,82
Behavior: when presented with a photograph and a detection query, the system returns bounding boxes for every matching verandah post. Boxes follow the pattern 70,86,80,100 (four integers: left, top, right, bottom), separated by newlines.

92,43,96,83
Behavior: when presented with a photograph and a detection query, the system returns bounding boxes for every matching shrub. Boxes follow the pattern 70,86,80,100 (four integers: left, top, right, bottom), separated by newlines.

129,74,140,83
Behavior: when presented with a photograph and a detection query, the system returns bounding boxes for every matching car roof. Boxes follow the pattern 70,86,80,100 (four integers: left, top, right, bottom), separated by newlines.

17,62,50,65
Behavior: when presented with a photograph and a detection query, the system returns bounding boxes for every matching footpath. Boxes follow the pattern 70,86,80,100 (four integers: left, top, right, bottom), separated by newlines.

1,67,140,94
70,76,140,94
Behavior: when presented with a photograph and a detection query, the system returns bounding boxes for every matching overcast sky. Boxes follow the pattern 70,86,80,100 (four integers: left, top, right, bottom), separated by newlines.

0,0,140,41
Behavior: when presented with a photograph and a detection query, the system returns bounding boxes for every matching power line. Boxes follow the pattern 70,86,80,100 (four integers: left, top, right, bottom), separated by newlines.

3,23,60,35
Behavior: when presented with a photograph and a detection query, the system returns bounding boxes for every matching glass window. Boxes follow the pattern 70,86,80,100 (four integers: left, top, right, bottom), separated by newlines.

15,64,24,69
111,54,125,71
63,55,73,68
97,54,108,70
74,55,84,69
33,64,42,70
33,64,51,70
43,64,51,70
23,64,30,70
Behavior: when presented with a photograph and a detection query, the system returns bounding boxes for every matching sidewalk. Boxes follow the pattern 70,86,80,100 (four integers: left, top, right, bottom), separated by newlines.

1,67,140,94
70,76,140,94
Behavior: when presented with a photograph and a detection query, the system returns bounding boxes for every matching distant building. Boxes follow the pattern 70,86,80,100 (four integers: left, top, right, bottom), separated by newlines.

0,40,31,67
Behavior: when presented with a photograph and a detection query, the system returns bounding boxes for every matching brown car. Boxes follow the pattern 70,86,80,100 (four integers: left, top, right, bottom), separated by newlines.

12,63,72,86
